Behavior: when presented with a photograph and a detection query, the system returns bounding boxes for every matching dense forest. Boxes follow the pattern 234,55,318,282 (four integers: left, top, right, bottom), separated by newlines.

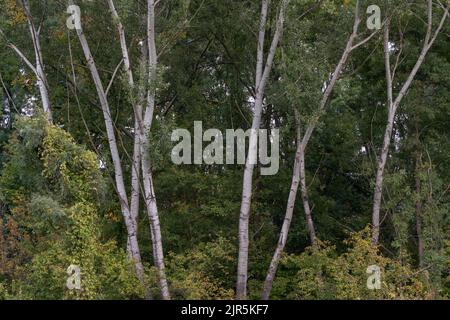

0,0,448,300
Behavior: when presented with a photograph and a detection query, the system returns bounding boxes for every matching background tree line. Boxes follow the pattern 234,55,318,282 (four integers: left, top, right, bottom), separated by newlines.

0,0,448,299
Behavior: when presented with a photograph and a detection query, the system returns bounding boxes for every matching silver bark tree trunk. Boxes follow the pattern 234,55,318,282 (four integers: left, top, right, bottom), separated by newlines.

261,0,375,299
261,113,302,300
140,0,170,300
106,0,142,258
372,2,448,244
18,0,52,122
236,0,289,300
69,0,148,297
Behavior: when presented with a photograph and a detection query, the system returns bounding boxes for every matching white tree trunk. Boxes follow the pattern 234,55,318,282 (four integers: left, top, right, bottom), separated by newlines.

292,0,364,246
372,2,448,244
20,0,52,122
261,1,369,299
261,115,302,300
236,0,289,300
107,0,142,257
69,0,148,297
140,0,170,300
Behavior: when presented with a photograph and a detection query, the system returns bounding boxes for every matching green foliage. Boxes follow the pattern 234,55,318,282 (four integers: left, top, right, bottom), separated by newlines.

0,116,144,299
272,228,428,299
41,127,105,202
166,237,235,299
0,0,448,300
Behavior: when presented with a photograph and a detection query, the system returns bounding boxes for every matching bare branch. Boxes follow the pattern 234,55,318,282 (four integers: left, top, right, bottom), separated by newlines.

257,0,289,95
8,44,38,76
392,3,449,110
301,0,362,147
105,59,124,97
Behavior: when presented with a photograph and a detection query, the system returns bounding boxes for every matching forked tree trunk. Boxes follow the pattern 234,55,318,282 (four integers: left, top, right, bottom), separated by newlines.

140,0,170,300
299,143,317,245
297,0,365,245
236,0,289,300
68,0,148,297
107,0,169,300
106,0,142,258
17,0,53,122
261,114,302,300
262,0,377,299
372,2,448,244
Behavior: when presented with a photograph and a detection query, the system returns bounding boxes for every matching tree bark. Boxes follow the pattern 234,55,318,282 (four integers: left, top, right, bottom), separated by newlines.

140,0,170,300
15,0,53,122
69,0,148,297
236,0,289,300
261,1,372,299
106,0,142,258
261,114,302,300
372,2,448,244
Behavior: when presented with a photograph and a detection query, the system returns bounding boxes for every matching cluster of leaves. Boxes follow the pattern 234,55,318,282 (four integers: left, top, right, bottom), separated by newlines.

270,228,428,300
0,116,144,299
166,237,236,299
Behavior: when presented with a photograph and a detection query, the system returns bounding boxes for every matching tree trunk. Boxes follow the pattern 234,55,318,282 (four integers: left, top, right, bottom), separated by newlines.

69,0,148,297
371,107,395,244
261,1,370,299
372,2,448,244
21,0,52,122
299,144,317,245
297,0,363,244
106,0,142,258
140,0,170,300
236,0,288,300
261,119,301,300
